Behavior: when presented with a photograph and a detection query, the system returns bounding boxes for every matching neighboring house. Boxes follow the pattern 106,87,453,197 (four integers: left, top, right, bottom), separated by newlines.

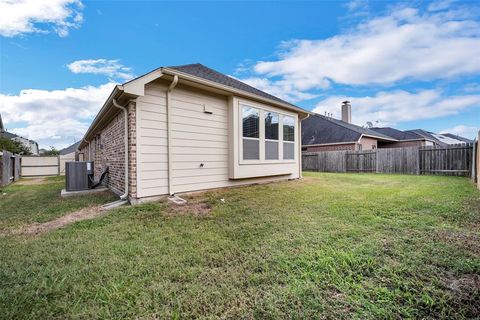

77,63,309,203
60,141,81,157
302,102,396,152
59,141,81,175
0,113,40,155
439,133,473,144
370,127,435,148
405,129,471,147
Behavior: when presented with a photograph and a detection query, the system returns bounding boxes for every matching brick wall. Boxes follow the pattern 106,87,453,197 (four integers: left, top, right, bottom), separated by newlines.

95,111,126,195
76,103,137,197
379,140,425,149
359,136,378,150
127,103,137,198
303,143,356,152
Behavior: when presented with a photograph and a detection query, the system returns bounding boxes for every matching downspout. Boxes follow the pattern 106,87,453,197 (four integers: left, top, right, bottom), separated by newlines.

299,113,309,179
166,75,179,195
112,99,129,200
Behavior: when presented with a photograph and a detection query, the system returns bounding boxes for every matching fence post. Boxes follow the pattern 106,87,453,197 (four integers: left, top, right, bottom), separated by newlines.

416,148,421,175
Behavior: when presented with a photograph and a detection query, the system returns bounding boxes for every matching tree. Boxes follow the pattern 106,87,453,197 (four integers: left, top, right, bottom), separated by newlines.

0,137,32,155
43,146,60,156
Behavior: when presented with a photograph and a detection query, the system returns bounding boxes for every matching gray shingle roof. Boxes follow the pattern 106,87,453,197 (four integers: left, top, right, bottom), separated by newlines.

302,114,395,145
168,63,299,108
442,133,473,143
0,131,18,139
59,141,81,155
404,129,448,147
370,127,423,141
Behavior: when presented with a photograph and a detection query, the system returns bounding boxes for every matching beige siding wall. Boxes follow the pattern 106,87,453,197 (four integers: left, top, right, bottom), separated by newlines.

136,83,169,198
135,81,300,199
170,85,230,193
359,136,378,150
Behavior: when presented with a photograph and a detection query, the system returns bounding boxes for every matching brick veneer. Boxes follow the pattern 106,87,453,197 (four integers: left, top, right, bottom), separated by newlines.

76,102,137,198
303,143,357,152
379,140,425,148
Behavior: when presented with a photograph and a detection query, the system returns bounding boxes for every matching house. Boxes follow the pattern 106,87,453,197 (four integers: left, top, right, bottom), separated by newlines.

59,141,81,175
441,133,473,144
404,129,471,147
77,63,309,203
301,102,396,152
369,127,435,148
60,141,81,158
0,113,39,155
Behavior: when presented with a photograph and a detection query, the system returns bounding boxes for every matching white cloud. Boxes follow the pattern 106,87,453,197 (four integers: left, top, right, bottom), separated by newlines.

312,89,480,128
67,59,134,80
240,77,318,102
0,0,84,38
440,125,479,139
345,0,369,12
0,83,115,149
251,4,480,92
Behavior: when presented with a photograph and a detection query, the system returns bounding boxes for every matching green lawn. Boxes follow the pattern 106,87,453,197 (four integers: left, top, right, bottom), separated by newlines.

0,176,116,232
0,173,479,319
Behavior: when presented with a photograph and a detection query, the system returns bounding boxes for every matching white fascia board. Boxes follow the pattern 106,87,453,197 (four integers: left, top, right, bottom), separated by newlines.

123,69,163,96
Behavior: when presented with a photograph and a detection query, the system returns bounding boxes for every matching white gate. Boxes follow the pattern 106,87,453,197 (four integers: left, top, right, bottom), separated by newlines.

21,156,59,177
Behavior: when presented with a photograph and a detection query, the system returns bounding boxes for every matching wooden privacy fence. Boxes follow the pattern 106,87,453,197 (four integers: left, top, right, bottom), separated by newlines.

21,156,60,177
0,151,21,187
303,143,474,176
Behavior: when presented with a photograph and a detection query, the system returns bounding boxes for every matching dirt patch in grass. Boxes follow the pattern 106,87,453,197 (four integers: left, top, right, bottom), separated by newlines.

5,205,108,236
166,198,212,216
443,273,480,316
14,178,48,186
435,230,480,256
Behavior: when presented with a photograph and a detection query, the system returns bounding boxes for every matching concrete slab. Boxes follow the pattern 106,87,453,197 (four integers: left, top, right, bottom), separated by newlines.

60,187,109,198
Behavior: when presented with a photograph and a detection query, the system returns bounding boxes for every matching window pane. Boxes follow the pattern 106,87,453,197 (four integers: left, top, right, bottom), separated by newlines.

283,116,295,141
265,141,279,160
265,112,279,140
242,106,259,138
283,142,295,160
243,139,259,160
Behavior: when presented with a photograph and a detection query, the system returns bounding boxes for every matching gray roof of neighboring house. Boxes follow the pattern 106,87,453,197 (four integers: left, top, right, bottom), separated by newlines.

59,141,81,155
442,133,473,143
405,129,449,147
302,113,396,146
0,131,18,139
168,63,298,108
370,127,424,141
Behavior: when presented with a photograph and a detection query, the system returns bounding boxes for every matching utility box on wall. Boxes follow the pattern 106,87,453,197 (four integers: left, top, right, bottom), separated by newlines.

65,161,94,191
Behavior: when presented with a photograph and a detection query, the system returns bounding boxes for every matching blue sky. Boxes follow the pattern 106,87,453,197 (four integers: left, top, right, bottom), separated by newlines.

0,0,479,149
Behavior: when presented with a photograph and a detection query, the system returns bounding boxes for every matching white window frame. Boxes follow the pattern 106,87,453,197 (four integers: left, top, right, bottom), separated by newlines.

241,106,260,160
264,111,279,160
238,100,297,165
282,115,295,160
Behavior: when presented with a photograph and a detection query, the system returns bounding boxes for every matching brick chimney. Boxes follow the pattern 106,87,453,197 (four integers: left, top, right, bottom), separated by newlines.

341,101,351,123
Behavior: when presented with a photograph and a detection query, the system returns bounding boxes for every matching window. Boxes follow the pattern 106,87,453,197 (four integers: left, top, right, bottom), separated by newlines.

242,106,259,138
265,112,279,160
283,116,295,142
283,116,295,160
242,106,259,160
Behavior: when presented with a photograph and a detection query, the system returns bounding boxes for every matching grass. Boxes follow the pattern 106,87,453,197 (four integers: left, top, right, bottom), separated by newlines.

0,173,479,319
0,176,116,232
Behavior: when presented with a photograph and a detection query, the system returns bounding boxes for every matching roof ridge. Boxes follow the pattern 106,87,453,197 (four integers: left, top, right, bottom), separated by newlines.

311,113,361,135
